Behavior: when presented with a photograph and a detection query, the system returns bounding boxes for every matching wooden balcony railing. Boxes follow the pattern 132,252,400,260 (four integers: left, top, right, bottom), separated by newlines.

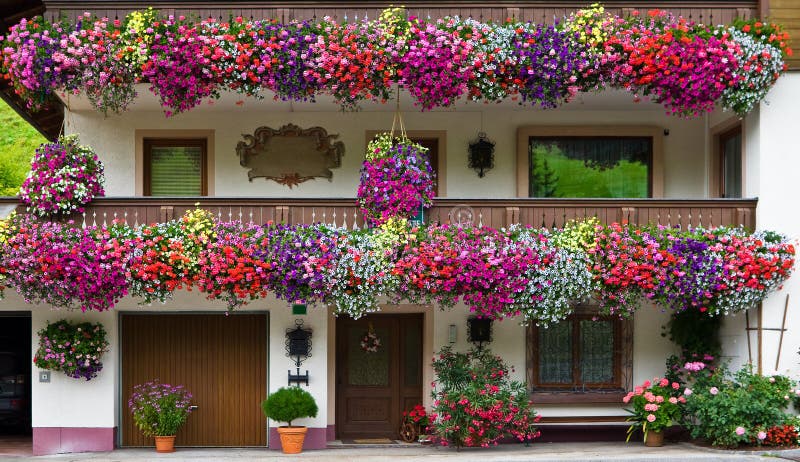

0,197,758,230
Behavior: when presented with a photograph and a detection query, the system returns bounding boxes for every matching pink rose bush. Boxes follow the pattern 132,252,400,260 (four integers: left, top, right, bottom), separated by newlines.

1,6,791,117
19,135,105,217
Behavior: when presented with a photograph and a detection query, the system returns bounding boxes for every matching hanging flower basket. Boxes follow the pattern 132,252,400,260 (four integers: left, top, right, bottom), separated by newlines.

357,133,436,226
19,134,105,217
33,320,109,381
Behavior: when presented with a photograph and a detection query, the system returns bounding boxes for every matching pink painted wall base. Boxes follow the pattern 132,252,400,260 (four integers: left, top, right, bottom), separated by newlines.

33,427,115,456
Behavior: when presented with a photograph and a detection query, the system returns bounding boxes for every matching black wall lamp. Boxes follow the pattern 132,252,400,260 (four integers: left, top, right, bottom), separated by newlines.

467,316,493,349
468,132,495,178
286,319,312,386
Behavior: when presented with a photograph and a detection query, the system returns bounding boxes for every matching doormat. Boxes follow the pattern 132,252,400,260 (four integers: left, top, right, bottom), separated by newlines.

351,438,395,444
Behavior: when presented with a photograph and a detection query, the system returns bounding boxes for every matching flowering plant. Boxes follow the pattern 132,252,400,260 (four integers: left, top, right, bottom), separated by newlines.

19,134,105,217
0,16,72,110
357,134,435,226
682,365,797,447
33,320,109,381
54,13,139,114
1,6,790,116
430,347,540,448
1,216,130,312
196,221,272,309
624,377,683,439
327,232,399,319
128,381,193,437
403,404,430,428
141,15,222,116
259,223,339,305
214,18,318,102
127,208,214,304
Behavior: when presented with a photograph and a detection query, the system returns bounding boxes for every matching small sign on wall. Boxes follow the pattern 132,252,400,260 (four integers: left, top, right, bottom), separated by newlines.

39,371,50,383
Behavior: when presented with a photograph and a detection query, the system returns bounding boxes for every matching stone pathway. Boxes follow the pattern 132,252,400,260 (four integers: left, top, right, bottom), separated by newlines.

5,441,800,461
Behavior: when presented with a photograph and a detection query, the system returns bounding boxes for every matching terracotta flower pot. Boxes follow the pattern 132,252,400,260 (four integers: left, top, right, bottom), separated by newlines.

277,426,308,454
154,435,176,453
644,430,664,447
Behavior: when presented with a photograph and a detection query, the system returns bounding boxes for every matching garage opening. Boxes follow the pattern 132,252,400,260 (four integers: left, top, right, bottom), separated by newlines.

0,313,32,457
120,313,268,447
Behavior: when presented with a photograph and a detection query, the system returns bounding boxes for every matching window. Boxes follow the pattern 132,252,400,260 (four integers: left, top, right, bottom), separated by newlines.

718,126,742,198
516,126,663,198
526,307,632,403
143,139,208,196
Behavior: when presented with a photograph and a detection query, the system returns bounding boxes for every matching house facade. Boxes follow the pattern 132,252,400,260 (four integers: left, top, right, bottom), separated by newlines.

0,0,799,456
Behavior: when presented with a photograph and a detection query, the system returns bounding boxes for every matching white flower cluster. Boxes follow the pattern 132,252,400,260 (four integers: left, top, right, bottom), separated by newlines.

327,232,399,319
721,27,785,116
507,227,596,326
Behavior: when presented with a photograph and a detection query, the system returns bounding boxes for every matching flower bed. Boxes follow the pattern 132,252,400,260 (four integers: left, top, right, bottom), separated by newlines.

0,210,793,322
0,5,790,116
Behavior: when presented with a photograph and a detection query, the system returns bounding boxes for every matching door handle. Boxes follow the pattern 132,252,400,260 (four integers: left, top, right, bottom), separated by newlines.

189,405,198,411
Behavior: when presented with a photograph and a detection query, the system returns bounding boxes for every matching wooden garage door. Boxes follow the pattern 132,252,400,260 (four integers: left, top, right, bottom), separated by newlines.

121,313,268,447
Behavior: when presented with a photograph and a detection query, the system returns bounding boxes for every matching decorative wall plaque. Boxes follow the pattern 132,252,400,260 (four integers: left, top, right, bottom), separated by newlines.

236,124,344,188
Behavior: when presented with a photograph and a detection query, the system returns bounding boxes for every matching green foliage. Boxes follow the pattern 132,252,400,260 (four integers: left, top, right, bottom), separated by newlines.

261,387,318,427
683,365,796,447
664,309,722,358
429,347,540,447
0,100,43,195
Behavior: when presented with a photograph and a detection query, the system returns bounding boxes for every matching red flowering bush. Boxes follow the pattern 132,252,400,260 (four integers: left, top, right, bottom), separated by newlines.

127,208,215,304
430,347,540,448
196,221,272,309
764,424,799,446
403,403,430,428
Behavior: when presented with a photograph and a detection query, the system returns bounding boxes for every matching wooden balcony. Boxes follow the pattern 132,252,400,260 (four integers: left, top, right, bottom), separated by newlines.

0,197,757,230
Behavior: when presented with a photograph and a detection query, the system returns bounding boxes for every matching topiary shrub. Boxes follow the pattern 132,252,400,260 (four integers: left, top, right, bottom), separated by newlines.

261,387,318,427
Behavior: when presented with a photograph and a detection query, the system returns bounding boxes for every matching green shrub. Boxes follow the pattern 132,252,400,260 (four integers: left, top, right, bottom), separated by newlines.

683,365,796,447
261,387,318,427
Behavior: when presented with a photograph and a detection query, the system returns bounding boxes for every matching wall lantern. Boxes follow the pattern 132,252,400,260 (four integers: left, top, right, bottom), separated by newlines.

467,316,493,349
468,132,495,178
286,319,312,386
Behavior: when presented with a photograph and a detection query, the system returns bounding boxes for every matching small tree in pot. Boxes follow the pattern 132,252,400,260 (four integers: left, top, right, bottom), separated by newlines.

262,387,318,454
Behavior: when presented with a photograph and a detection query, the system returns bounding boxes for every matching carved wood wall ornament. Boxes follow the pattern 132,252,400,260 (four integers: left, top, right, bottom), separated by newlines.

236,124,344,188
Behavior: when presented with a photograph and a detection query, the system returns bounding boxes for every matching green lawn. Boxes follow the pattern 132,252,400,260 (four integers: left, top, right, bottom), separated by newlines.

530,144,649,198
0,99,43,196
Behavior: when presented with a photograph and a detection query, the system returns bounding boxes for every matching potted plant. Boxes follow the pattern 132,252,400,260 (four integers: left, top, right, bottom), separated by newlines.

261,386,318,454
624,377,684,447
128,381,194,453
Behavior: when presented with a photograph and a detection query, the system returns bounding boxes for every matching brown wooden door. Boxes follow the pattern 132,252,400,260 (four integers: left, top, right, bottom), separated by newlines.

336,314,423,440
120,313,268,447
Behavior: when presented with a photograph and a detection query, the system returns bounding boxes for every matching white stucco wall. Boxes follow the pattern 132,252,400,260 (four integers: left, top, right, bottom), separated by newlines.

744,72,800,377
65,88,710,200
